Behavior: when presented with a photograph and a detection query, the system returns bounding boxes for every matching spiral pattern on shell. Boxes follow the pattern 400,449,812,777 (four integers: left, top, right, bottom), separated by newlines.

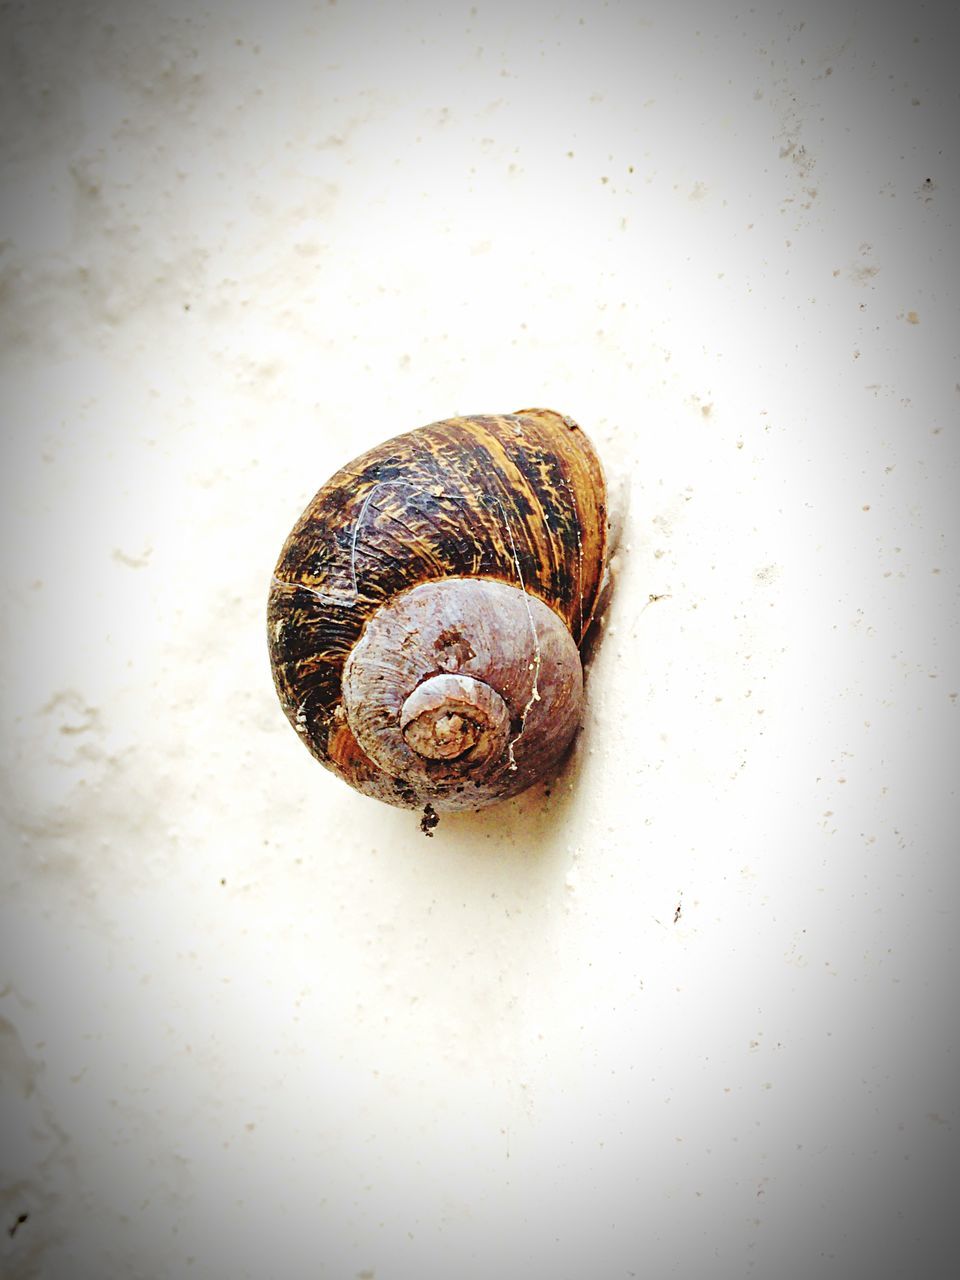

267,408,607,811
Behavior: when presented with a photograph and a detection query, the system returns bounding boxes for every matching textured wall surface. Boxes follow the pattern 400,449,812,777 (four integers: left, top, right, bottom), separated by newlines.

1,2,958,1277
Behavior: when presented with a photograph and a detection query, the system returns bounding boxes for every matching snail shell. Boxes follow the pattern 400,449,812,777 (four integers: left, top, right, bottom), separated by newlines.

267,408,607,811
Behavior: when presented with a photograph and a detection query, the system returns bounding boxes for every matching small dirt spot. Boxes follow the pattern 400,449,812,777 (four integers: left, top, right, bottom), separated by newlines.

8,1212,29,1238
420,804,439,837
434,629,475,670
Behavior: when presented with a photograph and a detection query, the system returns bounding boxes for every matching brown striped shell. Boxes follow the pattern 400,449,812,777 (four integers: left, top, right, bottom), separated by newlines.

267,408,607,811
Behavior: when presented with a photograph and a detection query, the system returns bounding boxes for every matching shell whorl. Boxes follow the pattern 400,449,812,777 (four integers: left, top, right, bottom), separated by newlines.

399,674,510,762
267,408,607,810
340,577,583,810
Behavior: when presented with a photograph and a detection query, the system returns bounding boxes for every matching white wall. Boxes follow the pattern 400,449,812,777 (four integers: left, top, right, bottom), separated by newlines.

2,2,957,1276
